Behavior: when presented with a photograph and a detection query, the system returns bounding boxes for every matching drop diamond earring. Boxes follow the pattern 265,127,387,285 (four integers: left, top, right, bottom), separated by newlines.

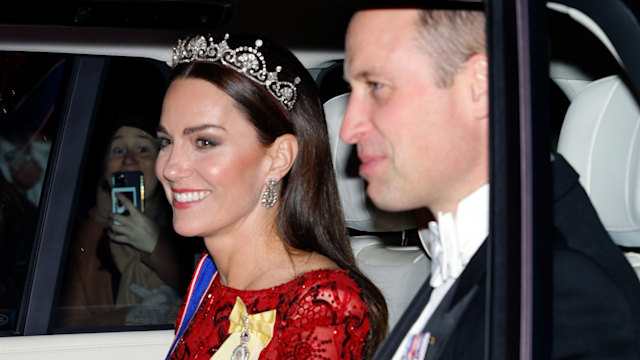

261,178,278,208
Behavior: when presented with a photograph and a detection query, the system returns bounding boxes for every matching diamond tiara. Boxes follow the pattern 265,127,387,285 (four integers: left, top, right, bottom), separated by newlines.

171,34,301,111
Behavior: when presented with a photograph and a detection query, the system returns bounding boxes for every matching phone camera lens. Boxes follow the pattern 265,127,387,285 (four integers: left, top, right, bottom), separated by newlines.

115,173,126,186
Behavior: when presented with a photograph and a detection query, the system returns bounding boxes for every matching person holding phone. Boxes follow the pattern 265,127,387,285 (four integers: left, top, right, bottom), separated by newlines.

58,69,193,327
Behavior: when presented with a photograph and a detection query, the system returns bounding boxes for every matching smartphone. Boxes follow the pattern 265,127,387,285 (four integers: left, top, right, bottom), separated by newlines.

111,171,144,215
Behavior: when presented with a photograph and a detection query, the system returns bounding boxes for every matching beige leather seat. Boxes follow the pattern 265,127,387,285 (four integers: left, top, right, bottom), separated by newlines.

557,75,640,277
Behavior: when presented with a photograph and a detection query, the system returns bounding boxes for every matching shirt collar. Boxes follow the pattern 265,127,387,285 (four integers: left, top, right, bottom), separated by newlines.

419,184,489,288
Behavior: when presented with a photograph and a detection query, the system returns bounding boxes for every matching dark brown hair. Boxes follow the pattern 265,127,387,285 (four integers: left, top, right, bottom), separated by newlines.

169,34,388,358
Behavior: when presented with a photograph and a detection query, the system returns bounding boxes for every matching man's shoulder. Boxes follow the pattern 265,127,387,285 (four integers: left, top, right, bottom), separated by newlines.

550,155,640,307
552,247,640,358
550,156,640,357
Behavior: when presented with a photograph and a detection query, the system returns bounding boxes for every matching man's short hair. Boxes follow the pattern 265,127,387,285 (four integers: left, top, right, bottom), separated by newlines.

415,9,486,87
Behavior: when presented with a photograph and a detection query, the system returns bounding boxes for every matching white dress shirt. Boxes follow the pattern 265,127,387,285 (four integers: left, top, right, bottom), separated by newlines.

392,184,489,360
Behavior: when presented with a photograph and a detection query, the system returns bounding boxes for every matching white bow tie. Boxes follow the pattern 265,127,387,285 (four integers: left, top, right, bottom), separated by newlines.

422,185,490,288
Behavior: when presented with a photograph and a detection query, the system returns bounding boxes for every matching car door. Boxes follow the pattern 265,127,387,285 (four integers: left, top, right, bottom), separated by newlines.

488,0,640,358
0,48,180,359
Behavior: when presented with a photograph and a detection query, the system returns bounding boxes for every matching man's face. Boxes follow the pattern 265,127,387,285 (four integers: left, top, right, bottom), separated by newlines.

341,9,488,214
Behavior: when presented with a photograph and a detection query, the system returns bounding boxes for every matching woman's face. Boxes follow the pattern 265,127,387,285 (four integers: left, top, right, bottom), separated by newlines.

155,78,272,238
106,126,159,195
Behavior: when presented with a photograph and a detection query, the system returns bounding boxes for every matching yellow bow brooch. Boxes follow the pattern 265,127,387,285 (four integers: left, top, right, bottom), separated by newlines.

211,297,276,360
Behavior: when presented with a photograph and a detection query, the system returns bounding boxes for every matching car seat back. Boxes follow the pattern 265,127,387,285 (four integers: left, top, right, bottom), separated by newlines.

557,75,640,276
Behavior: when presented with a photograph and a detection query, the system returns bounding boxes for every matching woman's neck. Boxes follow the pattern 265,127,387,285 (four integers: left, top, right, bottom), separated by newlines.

205,230,301,291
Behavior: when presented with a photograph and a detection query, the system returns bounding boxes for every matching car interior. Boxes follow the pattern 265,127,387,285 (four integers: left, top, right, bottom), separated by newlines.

556,73,640,276
548,2,640,277
0,0,638,358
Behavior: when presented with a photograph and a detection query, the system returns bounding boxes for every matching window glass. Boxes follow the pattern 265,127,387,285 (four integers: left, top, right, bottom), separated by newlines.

54,57,203,330
549,5,640,246
0,52,67,332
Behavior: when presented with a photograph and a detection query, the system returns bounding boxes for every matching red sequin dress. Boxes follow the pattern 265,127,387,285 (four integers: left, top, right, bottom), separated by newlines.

169,269,370,359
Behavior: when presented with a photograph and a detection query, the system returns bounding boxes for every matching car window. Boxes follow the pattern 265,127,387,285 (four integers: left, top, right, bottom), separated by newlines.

487,1,640,356
0,51,67,333
51,56,203,331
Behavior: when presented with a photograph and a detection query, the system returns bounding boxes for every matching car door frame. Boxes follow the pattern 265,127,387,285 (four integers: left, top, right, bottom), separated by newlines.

19,55,108,335
488,0,640,359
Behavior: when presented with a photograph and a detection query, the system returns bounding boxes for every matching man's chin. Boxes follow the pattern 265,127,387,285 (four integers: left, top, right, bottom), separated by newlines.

366,183,417,213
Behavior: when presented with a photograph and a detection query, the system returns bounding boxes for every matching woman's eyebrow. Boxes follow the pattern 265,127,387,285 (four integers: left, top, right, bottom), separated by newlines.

183,124,226,135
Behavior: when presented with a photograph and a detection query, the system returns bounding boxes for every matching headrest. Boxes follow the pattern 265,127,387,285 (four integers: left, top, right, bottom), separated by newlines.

324,93,416,232
557,75,640,247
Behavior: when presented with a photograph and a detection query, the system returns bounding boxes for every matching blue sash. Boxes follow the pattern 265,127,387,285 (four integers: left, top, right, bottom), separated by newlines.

166,254,217,359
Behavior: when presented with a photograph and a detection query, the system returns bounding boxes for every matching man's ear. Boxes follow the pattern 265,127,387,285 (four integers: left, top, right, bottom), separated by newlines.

465,54,489,120
266,133,299,180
